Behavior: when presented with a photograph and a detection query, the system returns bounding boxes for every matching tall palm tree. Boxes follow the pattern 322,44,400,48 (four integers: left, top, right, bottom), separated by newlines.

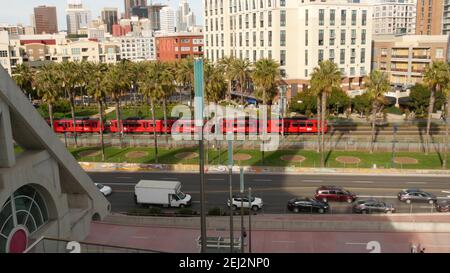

365,70,391,154
56,61,80,147
205,62,227,103
309,86,322,154
139,61,170,163
160,62,176,137
219,56,237,103
252,58,281,106
12,64,35,100
174,58,195,107
86,63,108,161
105,60,132,148
34,64,60,129
310,61,342,167
231,58,252,104
423,61,449,154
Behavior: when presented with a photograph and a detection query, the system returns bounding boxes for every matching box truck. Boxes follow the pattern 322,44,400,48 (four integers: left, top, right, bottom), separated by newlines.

134,180,192,208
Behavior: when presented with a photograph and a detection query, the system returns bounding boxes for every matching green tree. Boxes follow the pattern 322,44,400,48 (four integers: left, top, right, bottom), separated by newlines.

290,90,317,116
34,64,60,129
12,64,35,99
252,58,281,106
352,93,372,117
310,61,342,167
231,58,252,104
423,61,449,154
328,87,351,116
175,58,195,107
218,56,237,103
204,62,226,103
408,84,446,117
365,70,391,154
86,63,108,161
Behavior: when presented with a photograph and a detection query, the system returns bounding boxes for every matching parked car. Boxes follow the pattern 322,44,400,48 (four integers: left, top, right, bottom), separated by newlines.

314,186,357,203
397,189,437,204
435,200,450,212
352,200,396,214
95,183,112,196
287,197,329,214
227,195,263,211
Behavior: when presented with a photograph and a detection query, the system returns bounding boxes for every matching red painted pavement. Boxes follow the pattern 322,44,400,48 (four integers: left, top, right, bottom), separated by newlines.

85,222,450,253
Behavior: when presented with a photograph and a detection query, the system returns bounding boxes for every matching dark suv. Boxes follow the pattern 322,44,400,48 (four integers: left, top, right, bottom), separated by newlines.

397,189,437,204
287,197,329,214
314,186,357,203
353,200,396,214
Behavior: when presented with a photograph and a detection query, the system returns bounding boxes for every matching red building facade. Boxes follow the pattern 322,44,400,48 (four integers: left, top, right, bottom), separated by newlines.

156,33,204,61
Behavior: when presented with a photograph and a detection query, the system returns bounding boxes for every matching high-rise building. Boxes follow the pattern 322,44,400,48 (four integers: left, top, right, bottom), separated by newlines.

102,8,119,34
66,1,92,35
177,0,196,32
204,0,373,97
416,0,444,35
372,0,417,35
124,0,148,19
34,6,58,34
443,0,450,35
160,7,175,34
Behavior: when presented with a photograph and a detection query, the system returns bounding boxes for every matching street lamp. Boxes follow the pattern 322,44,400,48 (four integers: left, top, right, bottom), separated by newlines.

227,139,234,253
391,125,398,168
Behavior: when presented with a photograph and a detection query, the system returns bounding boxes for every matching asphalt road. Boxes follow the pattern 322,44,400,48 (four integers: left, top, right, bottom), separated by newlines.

88,172,450,215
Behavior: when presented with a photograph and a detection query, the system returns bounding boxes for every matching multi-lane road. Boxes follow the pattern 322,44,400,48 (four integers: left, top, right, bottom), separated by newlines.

88,172,450,214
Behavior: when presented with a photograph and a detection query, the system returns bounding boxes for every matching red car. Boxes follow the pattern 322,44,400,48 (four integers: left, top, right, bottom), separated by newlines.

314,186,357,203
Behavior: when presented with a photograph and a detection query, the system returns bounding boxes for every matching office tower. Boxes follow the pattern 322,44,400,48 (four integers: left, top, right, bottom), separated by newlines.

34,5,58,34
102,8,119,34
66,0,92,35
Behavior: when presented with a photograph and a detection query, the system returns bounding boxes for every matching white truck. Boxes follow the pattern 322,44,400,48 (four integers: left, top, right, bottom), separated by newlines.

134,180,192,208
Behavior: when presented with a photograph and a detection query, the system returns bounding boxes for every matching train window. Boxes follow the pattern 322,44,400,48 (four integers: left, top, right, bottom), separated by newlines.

307,123,313,128
299,122,306,128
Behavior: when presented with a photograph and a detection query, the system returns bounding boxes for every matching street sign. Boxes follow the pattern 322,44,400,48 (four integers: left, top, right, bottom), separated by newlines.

194,58,204,127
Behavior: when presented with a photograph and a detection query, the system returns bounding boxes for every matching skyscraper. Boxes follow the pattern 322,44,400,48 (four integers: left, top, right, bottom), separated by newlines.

416,0,444,35
102,8,119,34
124,0,148,19
372,0,417,35
177,0,196,32
66,0,92,35
34,6,58,34
160,7,175,34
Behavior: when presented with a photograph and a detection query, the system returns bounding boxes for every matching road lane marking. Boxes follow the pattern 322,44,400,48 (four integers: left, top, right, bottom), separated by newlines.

253,179,272,182
353,181,374,184
302,180,323,183
406,182,427,185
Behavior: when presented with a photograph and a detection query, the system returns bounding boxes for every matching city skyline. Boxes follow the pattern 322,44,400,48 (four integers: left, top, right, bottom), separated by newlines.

0,0,202,30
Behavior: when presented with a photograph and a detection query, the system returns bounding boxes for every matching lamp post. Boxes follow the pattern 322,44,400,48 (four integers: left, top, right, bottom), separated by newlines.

248,187,252,253
228,139,234,253
391,125,398,168
240,165,245,253
194,58,207,253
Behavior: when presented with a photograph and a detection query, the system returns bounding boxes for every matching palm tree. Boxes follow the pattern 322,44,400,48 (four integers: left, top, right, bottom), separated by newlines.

365,70,391,154
105,60,132,148
423,61,449,154
309,86,322,154
12,64,35,100
205,62,227,103
231,58,252,104
219,56,237,103
34,64,60,129
86,63,108,161
443,81,450,169
160,62,176,137
252,58,281,106
174,58,195,107
310,61,342,167
55,61,80,147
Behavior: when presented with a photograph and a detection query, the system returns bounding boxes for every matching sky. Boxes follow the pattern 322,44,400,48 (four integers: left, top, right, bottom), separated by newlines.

0,0,202,30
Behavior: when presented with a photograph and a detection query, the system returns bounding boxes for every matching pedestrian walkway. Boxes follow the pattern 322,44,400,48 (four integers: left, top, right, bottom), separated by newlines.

90,106,115,119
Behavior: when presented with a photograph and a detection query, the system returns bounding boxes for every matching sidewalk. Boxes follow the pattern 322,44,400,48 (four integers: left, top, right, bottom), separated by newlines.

90,106,115,119
80,161,450,177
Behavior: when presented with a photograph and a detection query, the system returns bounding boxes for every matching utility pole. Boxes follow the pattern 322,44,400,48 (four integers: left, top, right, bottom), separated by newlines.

240,165,245,253
391,125,398,168
194,58,207,253
228,139,234,253
248,187,252,253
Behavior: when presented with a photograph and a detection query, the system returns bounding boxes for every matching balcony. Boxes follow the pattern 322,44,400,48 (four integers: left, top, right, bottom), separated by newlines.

391,55,409,59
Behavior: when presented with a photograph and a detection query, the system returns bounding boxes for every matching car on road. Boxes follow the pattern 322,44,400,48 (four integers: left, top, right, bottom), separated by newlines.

435,200,450,212
352,200,396,214
397,189,437,204
314,186,357,203
287,197,329,214
95,183,112,196
227,195,263,211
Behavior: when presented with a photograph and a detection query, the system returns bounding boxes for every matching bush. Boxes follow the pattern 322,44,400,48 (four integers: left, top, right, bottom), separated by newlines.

177,208,197,215
385,106,403,115
127,207,162,216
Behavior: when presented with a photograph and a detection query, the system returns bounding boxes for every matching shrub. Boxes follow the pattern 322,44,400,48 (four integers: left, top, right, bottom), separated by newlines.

177,208,196,215
208,207,223,216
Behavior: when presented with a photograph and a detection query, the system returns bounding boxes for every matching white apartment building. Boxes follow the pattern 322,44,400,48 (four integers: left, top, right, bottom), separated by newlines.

371,0,417,35
0,31,12,74
204,0,373,96
113,35,156,62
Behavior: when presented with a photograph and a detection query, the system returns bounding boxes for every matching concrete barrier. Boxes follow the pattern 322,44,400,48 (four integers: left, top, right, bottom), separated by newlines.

101,213,450,233
80,161,450,177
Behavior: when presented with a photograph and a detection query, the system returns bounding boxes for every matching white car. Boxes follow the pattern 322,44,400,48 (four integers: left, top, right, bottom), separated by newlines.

95,183,112,196
227,195,264,211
